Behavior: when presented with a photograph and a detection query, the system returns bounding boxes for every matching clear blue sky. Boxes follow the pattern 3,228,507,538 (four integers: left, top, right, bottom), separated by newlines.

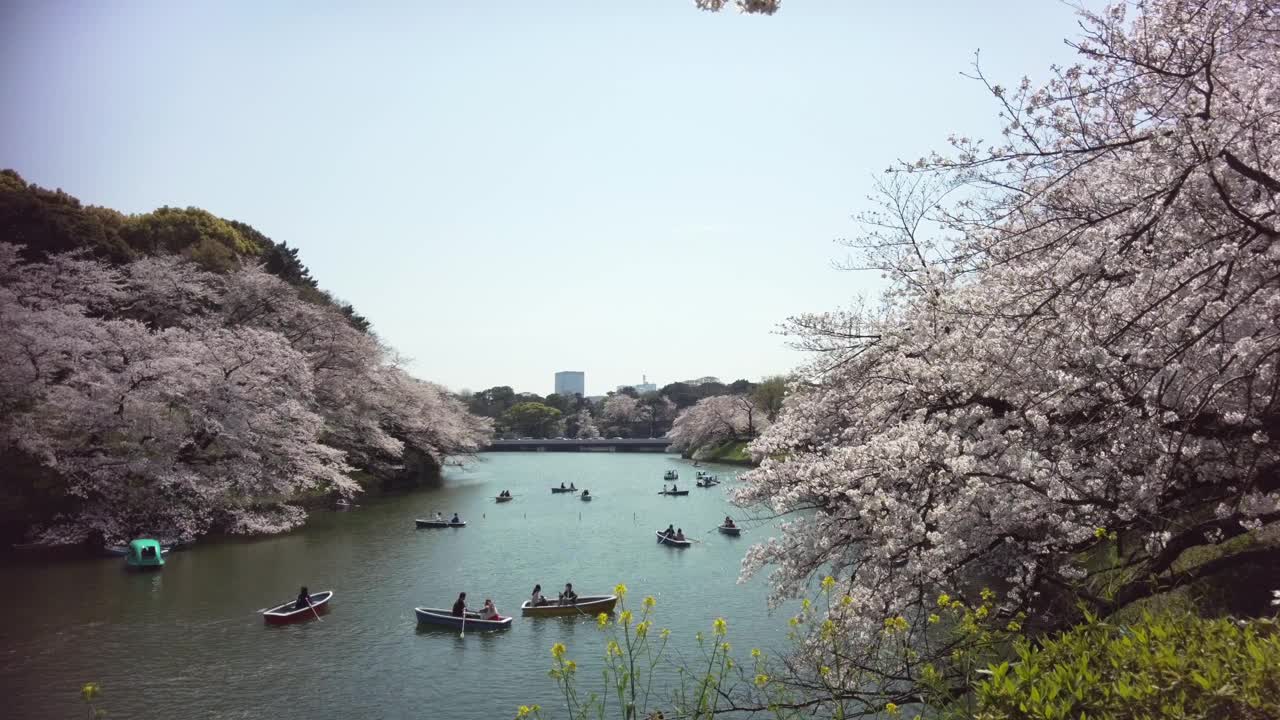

1,0,1093,396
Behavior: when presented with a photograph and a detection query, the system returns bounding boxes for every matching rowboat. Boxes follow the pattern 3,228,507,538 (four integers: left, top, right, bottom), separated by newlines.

663,471,679,480
551,487,577,494
658,490,689,496
696,480,720,488
717,525,742,536
580,493,593,501
415,607,512,631
263,590,334,625
416,519,467,528
520,595,618,617
656,531,691,547
495,495,514,503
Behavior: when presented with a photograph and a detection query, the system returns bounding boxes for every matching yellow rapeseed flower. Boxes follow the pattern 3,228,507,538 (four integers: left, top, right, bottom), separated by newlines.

928,614,940,624
713,617,727,636
1094,527,1108,539
980,587,995,601
802,598,811,610
551,643,566,660
636,620,651,638
840,595,852,607
565,660,577,673
606,640,622,658
751,648,761,658
726,658,734,669
615,583,628,598
886,702,900,716
620,609,633,626
81,683,100,702
597,612,609,628
643,595,656,609
1006,620,1022,632
821,575,836,592
936,593,950,607
721,642,731,652
819,665,830,677
516,705,534,718
661,627,671,638
788,616,800,627
754,674,769,688
883,616,909,633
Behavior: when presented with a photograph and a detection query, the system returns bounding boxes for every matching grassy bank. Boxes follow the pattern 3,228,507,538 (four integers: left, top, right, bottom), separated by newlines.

693,440,755,466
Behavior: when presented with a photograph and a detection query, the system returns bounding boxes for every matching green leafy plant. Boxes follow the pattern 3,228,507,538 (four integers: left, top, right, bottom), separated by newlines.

974,611,1280,720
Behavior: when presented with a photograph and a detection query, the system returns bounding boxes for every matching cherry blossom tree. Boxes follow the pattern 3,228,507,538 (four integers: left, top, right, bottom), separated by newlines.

0,243,490,545
667,394,767,455
733,0,1279,709
574,410,601,439
695,0,780,14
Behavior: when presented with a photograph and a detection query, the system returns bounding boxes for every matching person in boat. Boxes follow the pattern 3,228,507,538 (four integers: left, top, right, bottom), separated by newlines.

570,482,576,490
560,482,566,489
452,592,468,617
675,528,686,541
295,586,312,610
664,524,675,537
560,583,578,604
435,511,444,521
581,489,590,498
671,483,677,492
531,584,548,606
450,513,461,524
482,598,501,620
723,516,735,528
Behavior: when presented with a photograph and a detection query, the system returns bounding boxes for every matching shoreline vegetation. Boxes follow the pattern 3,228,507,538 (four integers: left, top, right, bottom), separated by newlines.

524,1,1280,718
0,170,492,549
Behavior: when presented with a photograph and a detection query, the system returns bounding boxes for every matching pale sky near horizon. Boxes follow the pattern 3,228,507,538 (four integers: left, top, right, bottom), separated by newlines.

1,0,1097,396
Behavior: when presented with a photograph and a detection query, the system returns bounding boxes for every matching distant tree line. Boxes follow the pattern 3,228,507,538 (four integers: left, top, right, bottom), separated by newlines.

460,375,788,448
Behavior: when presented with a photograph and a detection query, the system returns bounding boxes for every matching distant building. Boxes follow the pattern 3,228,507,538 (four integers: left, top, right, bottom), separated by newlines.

618,374,658,394
554,371,585,397
683,376,721,386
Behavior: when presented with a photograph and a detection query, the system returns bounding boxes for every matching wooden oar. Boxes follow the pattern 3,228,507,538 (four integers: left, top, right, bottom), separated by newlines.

460,608,466,638
308,597,323,623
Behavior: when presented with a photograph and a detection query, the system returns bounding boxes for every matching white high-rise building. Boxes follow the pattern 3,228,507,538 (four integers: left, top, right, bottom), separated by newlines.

554,371,585,397
618,374,658,394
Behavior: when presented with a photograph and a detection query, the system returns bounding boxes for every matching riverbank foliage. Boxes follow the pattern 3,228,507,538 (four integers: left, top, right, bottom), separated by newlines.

528,583,1280,720
0,175,491,546
697,0,1280,716
667,395,771,459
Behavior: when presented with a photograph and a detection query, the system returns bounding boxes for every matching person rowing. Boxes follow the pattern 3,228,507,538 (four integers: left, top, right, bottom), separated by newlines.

581,489,590,498
450,512,461,524
295,586,312,610
723,516,736,528
452,592,468,617
560,482,566,489
560,583,578,604
570,482,576,490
